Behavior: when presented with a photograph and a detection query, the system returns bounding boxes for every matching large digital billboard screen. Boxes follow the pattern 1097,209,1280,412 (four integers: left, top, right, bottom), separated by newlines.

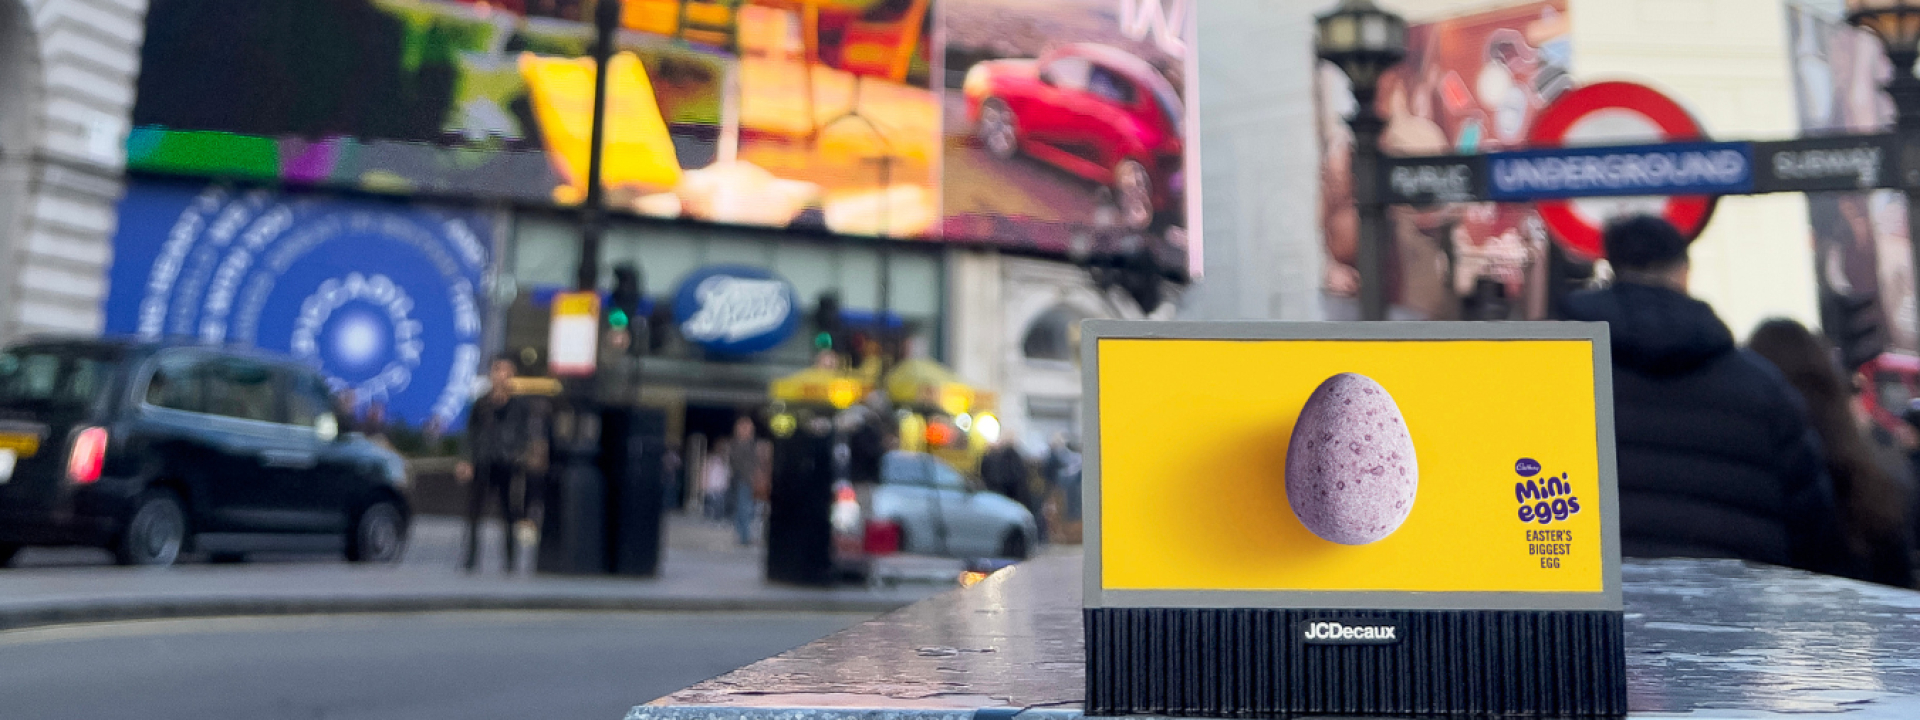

1316,1,1571,321
1784,6,1913,358
939,0,1191,267
128,0,1196,272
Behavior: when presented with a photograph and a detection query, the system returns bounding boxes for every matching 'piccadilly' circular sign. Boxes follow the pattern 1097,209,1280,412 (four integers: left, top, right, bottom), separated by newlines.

673,265,801,356
1528,81,1718,259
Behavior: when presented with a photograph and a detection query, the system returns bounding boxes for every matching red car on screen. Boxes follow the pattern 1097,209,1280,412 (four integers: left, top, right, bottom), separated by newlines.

963,43,1185,230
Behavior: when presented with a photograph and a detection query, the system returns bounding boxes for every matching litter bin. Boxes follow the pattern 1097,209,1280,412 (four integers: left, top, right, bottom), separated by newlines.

538,406,606,575
604,406,666,577
766,418,835,586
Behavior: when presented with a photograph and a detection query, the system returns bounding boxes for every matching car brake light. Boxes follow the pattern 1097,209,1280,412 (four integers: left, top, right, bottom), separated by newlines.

67,427,107,484
864,518,902,556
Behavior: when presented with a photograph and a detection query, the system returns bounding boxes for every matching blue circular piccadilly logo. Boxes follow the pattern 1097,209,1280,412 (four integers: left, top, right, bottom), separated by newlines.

672,266,800,356
106,183,490,430
1515,458,1543,477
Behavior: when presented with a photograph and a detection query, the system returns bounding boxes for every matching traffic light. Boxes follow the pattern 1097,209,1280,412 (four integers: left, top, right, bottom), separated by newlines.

1086,242,1186,315
610,263,646,357
814,291,847,361
1824,291,1889,373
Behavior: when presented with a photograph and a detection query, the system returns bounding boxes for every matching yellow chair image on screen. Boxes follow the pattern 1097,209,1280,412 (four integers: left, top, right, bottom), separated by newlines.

623,0,744,51
519,51,685,205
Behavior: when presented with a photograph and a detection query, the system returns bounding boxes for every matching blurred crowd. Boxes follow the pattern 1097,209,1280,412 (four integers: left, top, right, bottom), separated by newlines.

1577,215,1919,588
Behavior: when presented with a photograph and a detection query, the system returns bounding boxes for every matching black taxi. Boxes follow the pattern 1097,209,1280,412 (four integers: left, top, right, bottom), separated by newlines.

0,338,410,566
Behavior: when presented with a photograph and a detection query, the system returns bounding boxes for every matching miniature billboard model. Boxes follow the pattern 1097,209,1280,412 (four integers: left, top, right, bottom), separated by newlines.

1082,321,1626,718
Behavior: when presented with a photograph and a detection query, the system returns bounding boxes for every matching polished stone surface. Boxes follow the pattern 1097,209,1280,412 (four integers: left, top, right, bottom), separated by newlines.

634,554,1920,719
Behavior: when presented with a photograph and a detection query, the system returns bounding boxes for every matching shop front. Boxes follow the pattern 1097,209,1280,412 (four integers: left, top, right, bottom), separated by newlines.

503,212,947,478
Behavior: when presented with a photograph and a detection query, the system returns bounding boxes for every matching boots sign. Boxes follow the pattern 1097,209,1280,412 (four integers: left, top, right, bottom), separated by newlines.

672,266,800,356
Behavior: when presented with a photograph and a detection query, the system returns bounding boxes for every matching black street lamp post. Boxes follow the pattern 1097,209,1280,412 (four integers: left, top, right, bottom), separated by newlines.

579,0,623,292
1849,0,1920,341
542,0,624,576
1316,0,1408,322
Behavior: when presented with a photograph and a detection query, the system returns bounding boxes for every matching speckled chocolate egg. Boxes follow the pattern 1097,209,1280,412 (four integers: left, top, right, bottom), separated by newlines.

1285,373,1418,545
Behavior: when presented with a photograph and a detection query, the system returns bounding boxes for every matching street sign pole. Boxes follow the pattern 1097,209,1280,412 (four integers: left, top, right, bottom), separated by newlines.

543,0,622,577
1350,92,1390,322
579,0,619,295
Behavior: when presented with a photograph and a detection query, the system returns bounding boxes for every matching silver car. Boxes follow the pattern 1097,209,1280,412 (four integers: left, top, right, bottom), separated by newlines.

832,451,1038,570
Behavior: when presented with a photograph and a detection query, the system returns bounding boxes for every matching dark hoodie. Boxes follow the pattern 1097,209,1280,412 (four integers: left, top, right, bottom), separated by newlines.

1564,282,1850,574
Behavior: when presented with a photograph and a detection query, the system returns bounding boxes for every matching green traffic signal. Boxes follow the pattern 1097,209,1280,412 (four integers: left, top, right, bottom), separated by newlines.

609,308,630,329
815,331,832,350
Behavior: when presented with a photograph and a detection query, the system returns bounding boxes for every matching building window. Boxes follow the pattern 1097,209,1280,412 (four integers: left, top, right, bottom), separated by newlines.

1022,306,1083,364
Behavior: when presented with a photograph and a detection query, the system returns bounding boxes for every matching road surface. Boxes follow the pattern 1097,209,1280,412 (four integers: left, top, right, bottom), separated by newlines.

0,611,869,720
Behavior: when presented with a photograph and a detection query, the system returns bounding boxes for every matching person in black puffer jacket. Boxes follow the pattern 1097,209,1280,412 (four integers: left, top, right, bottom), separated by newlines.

1562,215,1852,576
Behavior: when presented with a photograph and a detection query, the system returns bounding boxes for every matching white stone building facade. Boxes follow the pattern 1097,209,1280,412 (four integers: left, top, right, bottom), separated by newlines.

947,249,1174,455
0,0,143,343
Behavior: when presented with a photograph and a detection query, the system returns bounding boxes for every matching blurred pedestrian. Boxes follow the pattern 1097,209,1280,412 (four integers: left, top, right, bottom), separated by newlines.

728,417,764,546
1040,434,1073,542
423,416,444,448
981,439,1033,508
703,439,732,523
1562,215,1850,574
363,400,389,441
1041,434,1070,499
662,446,684,513
1058,439,1083,523
334,388,360,435
846,393,889,485
1750,319,1916,587
459,355,535,573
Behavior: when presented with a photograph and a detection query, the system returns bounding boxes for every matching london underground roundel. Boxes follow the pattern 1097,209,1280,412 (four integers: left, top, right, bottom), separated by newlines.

1528,81,1718,259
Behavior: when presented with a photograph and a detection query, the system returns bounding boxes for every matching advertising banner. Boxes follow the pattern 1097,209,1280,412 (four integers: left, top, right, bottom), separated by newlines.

127,0,1197,274
1091,327,1611,596
940,0,1192,268
129,0,926,236
1786,6,1915,357
1318,1,1571,321
103,179,493,431
1081,320,1625,718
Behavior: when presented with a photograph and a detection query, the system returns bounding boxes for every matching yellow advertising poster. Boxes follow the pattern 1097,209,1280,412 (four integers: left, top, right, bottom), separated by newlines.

520,51,684,203
1098,338,1603,594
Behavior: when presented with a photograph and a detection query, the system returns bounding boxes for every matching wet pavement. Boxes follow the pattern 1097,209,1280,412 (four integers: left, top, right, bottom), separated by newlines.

638,554,1920,719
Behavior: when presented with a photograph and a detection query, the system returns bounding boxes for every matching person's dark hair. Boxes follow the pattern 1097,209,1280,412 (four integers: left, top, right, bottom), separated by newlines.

1603,215,1690,273
491,353,517,370
1748,318,1913,584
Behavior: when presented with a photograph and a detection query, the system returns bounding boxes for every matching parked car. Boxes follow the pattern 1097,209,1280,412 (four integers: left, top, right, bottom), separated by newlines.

963,42,1185,230
831,451,1037,576
0,338,411,567
1861,353,1920,437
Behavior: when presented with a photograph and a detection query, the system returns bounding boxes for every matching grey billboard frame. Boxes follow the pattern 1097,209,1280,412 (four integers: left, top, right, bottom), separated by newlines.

1079,320,1622,612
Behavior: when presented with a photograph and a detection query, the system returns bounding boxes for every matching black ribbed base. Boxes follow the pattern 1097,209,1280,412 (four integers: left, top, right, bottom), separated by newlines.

1086,608,1626,718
